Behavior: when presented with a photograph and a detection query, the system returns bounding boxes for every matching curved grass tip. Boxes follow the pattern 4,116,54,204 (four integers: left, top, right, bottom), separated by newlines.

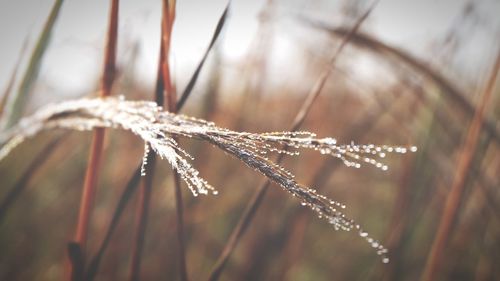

0,96,417,262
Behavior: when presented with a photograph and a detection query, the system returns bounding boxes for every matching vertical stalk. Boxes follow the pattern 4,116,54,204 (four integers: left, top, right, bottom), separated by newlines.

70,0,119,278
421,50,500,281
75,129,105,246
161,1,189,280
128,35,165,281
128,153,156,281
93,3,224,279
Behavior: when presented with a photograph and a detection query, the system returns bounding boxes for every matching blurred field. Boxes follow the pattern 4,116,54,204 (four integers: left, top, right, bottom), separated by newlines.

1,1,499,281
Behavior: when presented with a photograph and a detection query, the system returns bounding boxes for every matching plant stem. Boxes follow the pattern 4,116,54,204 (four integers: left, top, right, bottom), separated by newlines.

2,0,64,130
0,38,28,118
161,1,189,280
93,2,225,279
75,128,105,247
86,165,143,281
128,153,156,281
71,0,118,279
421,49,500,281
128,31,165,281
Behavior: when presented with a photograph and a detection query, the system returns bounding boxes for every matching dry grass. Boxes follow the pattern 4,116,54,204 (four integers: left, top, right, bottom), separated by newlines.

0,1,498,281
70,1,119,280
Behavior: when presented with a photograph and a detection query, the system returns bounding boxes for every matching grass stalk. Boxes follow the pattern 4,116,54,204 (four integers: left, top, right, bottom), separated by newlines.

0,39,29,118
411,82,500,222
2,0,65,130
177,2,229,109
75,129,105,249
160,1,190,280
206,3,378,280
3,1,489,280
71,0,119,278
127,152,156,281
472,155,499,281
86,4,227,279
128,33,165,281
420,49,500,281
86,166,143,281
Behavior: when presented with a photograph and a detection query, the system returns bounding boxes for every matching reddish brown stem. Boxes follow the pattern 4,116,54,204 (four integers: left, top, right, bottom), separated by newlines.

75,128,105,246
70,0,119,279
421,49,500,281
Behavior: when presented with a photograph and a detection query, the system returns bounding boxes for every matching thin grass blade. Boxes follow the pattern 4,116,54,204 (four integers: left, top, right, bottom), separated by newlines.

0,39,29,119
2,0,65,130
176,2,230,110
128,28,165,281
85,167,143,281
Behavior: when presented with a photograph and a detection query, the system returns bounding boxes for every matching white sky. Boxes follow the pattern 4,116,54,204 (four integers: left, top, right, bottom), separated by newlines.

0,0,498,97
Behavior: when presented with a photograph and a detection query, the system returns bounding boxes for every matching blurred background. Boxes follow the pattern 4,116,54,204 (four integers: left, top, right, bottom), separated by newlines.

0,0,499,280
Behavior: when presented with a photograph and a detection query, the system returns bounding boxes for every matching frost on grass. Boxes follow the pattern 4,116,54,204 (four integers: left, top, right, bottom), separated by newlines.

0,96,417,263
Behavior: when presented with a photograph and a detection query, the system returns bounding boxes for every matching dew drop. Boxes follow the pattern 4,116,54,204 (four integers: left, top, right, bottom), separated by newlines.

323,137,337,145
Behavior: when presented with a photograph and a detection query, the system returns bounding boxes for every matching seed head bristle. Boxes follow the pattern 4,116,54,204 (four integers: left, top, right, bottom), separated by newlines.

0,96,417,262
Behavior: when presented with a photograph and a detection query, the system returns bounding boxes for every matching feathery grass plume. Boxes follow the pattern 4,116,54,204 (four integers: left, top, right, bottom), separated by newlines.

0,96,417,262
